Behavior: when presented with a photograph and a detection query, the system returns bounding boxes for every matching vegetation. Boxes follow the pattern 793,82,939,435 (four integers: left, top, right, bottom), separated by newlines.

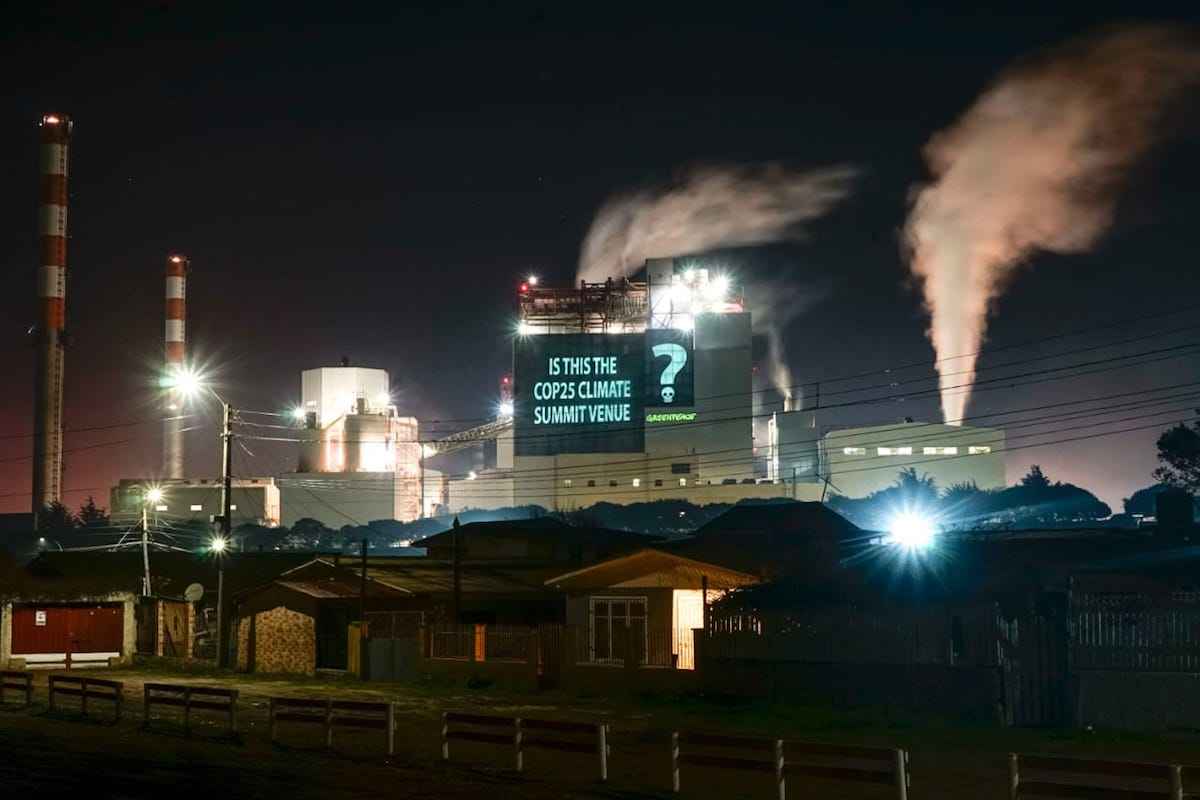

1154,414,1200,493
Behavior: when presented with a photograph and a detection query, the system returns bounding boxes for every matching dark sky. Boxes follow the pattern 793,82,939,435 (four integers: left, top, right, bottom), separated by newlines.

2,1,1198,514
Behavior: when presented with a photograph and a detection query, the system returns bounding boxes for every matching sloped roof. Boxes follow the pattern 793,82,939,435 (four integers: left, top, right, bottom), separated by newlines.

277,557,562,595
544,549,760,591
695,502,862,539
413,517,659,549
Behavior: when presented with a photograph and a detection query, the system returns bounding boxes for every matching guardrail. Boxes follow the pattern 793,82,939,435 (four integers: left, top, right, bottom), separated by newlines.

1008,754,1185,800
441,711,609,780
268,697,395,755
671,732,910,799
143,683,239,736
0,671,33,707
48,675,123,721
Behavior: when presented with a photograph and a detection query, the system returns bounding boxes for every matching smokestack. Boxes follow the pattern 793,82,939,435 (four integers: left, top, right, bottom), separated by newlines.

163,254,188,478
32,113,71,521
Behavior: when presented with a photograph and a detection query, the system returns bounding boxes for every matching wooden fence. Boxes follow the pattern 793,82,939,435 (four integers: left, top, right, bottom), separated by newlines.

267,697,395,755
0,670,33,707
143,683,238,736
1072,596,1200,672
48,675,124,721
1008,753,1185,799
442,711,609,780
671,732,910,799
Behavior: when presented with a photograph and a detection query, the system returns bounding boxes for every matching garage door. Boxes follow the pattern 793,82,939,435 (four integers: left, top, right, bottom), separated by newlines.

12,604,124,668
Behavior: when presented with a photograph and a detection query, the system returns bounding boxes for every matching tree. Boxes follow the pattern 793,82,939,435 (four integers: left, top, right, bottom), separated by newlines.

37,501,76,538
1153,418,1200,492
77,496,110,529
1019,465,1052,490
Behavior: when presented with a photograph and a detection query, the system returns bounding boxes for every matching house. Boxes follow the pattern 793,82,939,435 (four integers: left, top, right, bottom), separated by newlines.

413,517,660,563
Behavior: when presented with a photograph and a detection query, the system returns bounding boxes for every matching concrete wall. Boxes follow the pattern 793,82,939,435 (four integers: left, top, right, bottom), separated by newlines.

237,606,317,675
279,472,396,527
1075,671,1200,731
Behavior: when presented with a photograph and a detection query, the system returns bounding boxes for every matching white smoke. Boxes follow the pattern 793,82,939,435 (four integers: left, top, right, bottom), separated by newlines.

744,279,831,409
578,163,858,284
905,25,1200,424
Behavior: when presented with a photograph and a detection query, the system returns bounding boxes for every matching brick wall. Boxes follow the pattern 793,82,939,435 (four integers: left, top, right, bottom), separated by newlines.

236,615,251,671
248,606,316,675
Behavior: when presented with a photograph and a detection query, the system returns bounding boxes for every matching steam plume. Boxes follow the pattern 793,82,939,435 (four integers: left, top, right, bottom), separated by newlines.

745,279,831,409
578,163,858,284
905,25,1200,425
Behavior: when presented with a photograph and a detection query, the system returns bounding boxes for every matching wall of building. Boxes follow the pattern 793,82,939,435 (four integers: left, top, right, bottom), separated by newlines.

110,479,280,527
279,472,397,527
301,366,390,429
238,606,316,675
823,422,1006,498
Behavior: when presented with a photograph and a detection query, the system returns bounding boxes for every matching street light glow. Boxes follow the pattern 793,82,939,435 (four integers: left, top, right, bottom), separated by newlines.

210,536,228,553
145,487,164,505
887,511,937,551
498,400,515,418
291,406,307,422
162,365,205,400
528,274,539,286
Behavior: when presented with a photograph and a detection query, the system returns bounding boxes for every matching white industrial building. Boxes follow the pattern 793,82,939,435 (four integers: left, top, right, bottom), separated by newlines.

110,478,281,528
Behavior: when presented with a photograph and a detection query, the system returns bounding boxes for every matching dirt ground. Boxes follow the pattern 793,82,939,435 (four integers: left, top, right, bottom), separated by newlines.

3,666,1199,799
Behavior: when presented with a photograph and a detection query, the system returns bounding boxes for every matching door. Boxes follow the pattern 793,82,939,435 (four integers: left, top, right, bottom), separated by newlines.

12,604,124,667
316,606,350,670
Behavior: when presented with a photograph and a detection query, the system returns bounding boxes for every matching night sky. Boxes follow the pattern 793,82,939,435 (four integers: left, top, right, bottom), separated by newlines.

2,2,1198,514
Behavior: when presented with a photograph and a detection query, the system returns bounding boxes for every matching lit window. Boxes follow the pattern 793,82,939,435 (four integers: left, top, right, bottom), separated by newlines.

876,447,911,456
190,504,203,512
923,446,958,455
230,504,238,511
679,478,687,487
843,447,867,456
563,479,573,488
632,478,641,487
968,446,991,454
155,504,168,512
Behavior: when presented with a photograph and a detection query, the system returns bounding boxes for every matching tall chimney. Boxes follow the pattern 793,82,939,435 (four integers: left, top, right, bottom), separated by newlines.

163,254,188,478
32,113,71,521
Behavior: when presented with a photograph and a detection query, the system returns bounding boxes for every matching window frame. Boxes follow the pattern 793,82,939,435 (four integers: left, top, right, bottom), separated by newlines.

588,595,649,665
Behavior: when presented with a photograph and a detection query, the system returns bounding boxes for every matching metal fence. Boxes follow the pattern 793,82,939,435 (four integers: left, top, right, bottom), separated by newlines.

430,625,474,660
1072,595,1200,672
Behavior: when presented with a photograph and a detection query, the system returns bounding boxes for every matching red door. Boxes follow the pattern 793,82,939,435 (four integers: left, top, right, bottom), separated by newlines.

12,604,124,658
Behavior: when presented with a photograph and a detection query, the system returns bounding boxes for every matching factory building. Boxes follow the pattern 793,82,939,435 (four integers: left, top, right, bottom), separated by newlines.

110,478,281,528
821,422,1006,498
440,259,821,513
279,364,426,527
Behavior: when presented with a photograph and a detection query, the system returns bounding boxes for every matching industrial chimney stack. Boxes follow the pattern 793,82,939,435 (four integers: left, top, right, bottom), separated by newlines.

31,114,71,521
163,254,189,478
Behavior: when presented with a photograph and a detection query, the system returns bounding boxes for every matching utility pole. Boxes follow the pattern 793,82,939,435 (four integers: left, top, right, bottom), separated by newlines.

141,503,152,596
216,400,233,668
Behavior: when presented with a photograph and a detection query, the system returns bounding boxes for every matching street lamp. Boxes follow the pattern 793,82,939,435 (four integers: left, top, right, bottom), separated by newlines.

210,536,228,554
37,536,63,551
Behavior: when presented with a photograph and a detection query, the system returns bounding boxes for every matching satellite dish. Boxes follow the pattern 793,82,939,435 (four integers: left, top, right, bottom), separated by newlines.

184,583,205,603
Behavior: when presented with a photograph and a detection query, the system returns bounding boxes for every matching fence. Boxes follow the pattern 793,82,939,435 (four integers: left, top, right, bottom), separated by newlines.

48,674,124,721
429,625,475,660
441,711,609,780
571,624,695,669
268,697,395,755
671,732,910,799
1008,753,1185,799
143,683,238,736
1072,596,1200,672
0,671,33,707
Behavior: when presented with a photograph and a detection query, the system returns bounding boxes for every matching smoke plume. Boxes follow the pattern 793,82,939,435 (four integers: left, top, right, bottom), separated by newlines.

905,25,1200,425
578,163,858,284
744,279,831,409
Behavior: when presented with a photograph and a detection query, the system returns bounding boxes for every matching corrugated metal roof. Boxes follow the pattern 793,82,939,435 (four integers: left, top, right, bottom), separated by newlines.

544,549,760,591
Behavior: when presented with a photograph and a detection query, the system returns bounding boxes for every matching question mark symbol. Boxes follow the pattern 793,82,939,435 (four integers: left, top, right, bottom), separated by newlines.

652,343,687,404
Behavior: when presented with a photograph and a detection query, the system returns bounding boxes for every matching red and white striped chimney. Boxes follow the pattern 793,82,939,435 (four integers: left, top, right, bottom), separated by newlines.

163,254,188,478
32,113,71,520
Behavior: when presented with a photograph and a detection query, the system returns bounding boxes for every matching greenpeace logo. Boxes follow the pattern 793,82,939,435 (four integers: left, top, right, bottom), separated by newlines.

646,412,697,424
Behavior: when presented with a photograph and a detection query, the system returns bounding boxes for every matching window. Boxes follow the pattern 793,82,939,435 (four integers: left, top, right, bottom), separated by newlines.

190,504,203,512
923,446,958,455
587,480,596,488
968,446,991,454
589,597,647,664
654,479,663,487
154,504,168,512
670,463,691,475
609,480,618,487
877,447,913,456
678,478,687,487
230,504,238,511
632,478,641,487
563,479,573,488
843,446,867,456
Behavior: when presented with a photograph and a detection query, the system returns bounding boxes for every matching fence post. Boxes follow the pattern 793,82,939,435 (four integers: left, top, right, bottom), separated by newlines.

597,723,608,782
324,699,334,749
774,739,785,800
268,698,276,744
1008,754,1020,800
386,702,395,756
671,731,680,793
441,712,450,760
1170,765,1183,800
893,749,908,800
514,717,523,773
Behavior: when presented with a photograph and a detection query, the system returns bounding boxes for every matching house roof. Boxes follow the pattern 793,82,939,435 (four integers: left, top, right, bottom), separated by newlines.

6,551,316,601
276,557,562,595
413,517,660,549
275,577,412,600
695,502,863,539
544,548,760,592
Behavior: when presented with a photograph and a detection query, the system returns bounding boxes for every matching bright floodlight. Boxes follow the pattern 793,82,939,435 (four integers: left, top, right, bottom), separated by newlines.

528,274,539,286
145,487,164,505
516,320,532,336
704,274,730,302
887,511,936,550
210,536,228,554
163,366,204,400
498,400,515,418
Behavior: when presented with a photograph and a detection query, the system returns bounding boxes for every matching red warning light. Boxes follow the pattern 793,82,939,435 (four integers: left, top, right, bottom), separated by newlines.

519,282,530,293
502,376,510,384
